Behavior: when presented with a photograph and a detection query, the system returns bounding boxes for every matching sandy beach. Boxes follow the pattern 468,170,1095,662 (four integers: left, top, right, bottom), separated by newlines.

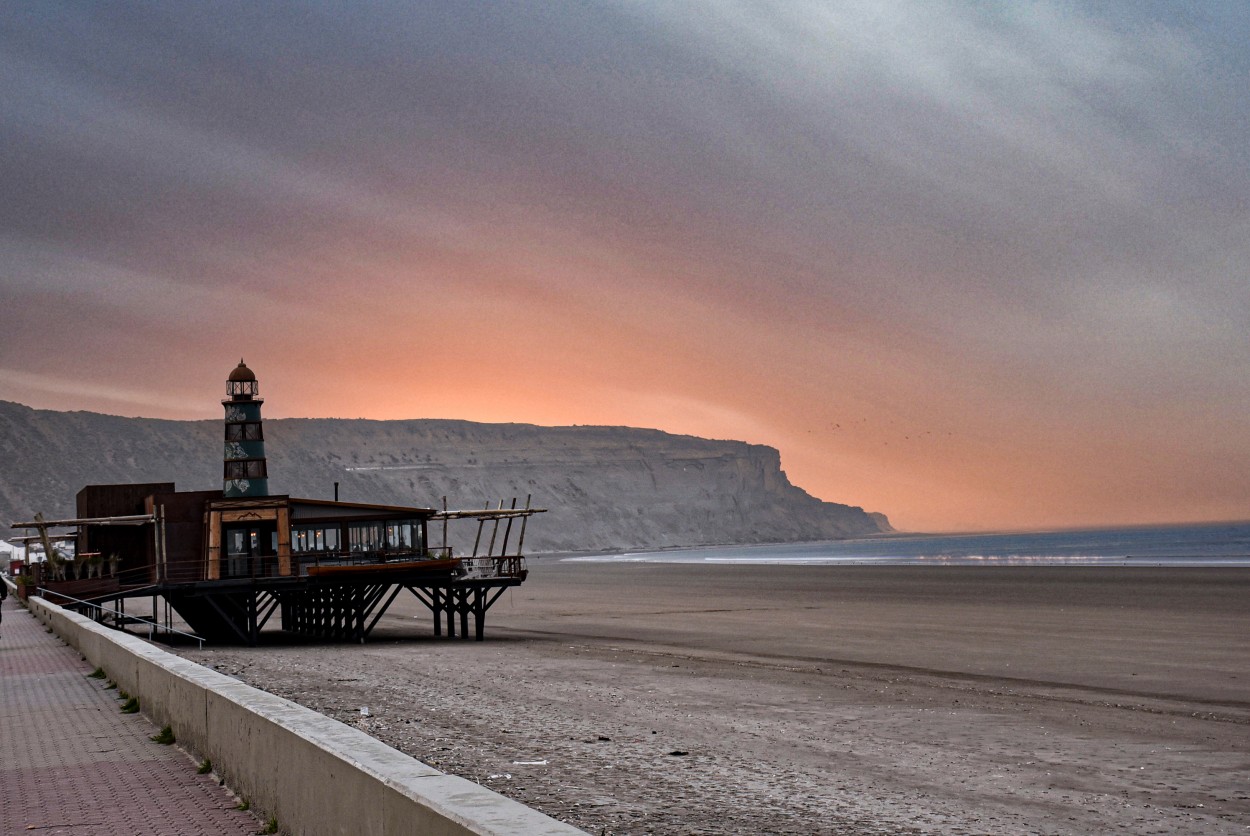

176,562,1250,834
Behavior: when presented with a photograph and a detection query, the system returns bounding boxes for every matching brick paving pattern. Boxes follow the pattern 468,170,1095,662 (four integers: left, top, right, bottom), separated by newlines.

0,595,262,835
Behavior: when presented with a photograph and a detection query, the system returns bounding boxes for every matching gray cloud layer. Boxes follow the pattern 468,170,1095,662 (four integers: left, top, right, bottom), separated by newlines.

2,1,1247,526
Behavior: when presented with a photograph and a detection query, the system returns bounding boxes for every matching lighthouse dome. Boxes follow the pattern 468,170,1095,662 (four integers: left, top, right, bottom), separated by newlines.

228,360,256,382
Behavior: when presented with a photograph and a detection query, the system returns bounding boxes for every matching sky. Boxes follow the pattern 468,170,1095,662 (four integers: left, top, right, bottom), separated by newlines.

1,1,1247,533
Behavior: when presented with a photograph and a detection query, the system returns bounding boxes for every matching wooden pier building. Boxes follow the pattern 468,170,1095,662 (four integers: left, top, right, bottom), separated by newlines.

11,362,543,645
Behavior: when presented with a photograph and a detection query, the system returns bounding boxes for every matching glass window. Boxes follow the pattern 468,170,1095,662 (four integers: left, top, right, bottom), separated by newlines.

382,520,424,551
348,522,385,553
292,525,340,553
225,424,263,442
225,422,263,441
225,460,266,479
387,522,411,550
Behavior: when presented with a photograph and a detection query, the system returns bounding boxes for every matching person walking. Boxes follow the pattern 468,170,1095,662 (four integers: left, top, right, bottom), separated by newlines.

0,574,7,639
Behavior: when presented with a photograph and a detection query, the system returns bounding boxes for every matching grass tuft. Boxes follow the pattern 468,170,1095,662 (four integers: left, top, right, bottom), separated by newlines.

197,758,212,775
150,725,175,744
120,696,140,714
259,815,278,834
236,798,251,812
104,680,117,690
87,667,106,679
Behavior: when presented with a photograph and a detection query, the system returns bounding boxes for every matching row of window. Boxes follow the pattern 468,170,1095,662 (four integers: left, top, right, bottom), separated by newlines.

291,520,424,554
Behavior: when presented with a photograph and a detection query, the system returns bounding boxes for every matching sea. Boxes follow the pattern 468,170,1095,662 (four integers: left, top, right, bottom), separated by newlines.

563,521,1250,567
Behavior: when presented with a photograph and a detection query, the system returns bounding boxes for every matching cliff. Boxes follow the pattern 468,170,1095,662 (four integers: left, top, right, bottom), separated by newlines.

0,401,889,553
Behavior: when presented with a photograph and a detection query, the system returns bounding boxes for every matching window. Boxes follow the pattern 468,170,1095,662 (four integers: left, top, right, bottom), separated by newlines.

292,524,341,554
224,460,267,479
225,423,264,441
385,521,423,551
348,522,385,553
227,380,259,398
387,522,411,550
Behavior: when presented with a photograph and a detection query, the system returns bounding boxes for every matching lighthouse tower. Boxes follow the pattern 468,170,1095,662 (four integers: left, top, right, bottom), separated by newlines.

222,359,269,497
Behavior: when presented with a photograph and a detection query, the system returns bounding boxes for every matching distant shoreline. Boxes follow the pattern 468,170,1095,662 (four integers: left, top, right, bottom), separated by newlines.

534,517,1250,559
540,520,1250,567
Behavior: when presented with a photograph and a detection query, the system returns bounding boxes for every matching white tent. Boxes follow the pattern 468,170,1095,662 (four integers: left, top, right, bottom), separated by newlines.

0,538,28,565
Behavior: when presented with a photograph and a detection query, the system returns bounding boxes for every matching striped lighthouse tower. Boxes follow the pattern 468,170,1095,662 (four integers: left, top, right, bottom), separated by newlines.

222,359,269,497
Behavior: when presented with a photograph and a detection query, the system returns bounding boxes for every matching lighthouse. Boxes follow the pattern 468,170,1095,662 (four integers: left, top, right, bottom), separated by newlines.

222,359,269,497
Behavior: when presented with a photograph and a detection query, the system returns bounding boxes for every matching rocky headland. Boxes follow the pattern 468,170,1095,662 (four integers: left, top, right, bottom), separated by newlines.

0,400,888,553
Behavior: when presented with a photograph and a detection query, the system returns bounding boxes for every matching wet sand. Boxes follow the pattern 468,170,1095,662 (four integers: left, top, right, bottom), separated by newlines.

177,563,1250,834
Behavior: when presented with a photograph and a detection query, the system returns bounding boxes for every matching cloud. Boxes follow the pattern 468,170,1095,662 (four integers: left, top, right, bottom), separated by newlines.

1,0,1247,530
0,368,203,415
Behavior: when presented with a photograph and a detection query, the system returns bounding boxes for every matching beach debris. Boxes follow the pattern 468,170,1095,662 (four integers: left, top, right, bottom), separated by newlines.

512,759,549,766
359,706,370,717
668,750,689,757
487,773,512,780
598,735,611,741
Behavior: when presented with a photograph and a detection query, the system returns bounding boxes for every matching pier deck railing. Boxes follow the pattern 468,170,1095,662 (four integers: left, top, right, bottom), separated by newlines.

38,587,204,648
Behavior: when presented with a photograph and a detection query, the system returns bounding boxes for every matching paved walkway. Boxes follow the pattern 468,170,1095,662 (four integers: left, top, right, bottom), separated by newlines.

0,594,261,835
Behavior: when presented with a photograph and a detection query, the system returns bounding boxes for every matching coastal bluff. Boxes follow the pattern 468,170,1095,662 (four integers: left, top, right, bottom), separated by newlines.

0,401,888,553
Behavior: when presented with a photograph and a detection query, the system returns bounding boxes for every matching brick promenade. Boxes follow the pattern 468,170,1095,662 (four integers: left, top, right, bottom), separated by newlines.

0,594,261,835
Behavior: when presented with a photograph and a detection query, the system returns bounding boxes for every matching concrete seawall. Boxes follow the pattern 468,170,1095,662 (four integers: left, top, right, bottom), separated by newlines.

26,594,584,836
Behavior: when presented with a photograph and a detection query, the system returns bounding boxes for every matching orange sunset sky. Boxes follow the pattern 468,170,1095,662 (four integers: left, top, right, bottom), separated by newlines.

2,3,1248,532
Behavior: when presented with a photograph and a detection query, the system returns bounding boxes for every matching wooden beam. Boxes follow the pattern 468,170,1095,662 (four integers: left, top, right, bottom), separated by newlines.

206,511,222,581
276,506,292,576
